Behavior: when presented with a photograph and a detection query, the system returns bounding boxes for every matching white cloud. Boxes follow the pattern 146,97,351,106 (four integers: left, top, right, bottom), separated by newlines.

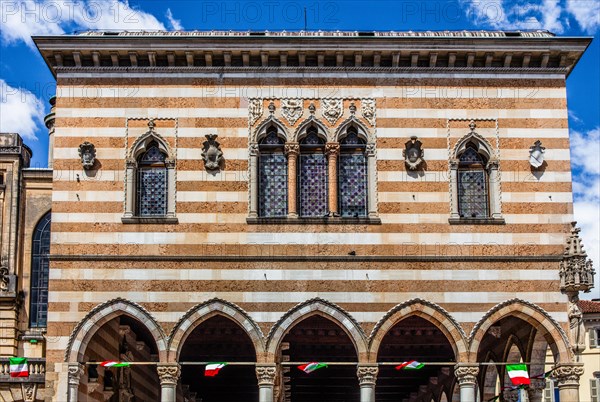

566,0,600,33
0,79,45,141
571,127,600,297
461,0,567,32
0,0,166,48
166,8,182,31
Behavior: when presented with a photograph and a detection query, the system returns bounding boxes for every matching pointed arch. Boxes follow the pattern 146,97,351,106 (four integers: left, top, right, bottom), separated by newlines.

293,116,329,142
168,298,265,362
335,115,372,143
65,298,167,362
468,299,573,363
452,131,494,162
369,298,469,362
266,298,368,359
252,115,289,143
129,126,174,162
503,334,526,363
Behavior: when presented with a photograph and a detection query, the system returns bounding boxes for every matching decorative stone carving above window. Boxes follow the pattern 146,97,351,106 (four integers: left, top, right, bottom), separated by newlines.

201,134,224,171
248,99,263,126
281,99,303,126
529,140,546,168
403,136,424,170
361,99,376,126
78,141,96,169
321,98,343,125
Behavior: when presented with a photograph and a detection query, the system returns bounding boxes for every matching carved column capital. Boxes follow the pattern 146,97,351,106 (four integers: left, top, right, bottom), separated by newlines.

552,363,584,388
357,365,379,386
68,363,84,385
366,143,376,157
285,143,299,156
487,159,500,170
449,158,459,169
255,364,277,386
157,364,181,386
454,363,479,386
325,142,340,157
249,142,259,156
126,158,137,169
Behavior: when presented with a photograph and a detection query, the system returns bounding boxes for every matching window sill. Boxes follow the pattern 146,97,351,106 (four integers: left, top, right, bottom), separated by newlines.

247,216,381,225
448,217,505,225
121,217,179,224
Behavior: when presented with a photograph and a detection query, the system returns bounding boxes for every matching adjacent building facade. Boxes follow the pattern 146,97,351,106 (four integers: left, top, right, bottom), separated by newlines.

0,30,596,402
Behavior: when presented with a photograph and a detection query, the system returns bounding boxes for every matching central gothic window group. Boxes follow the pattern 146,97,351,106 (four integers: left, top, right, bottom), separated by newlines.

257,124,369,219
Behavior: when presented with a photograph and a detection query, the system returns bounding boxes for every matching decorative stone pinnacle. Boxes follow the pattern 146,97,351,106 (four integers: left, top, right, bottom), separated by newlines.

560,222,595,295
308,102,316,114
268,101,276,114
349,102,357,115
469,120,476,132
148,119,155,131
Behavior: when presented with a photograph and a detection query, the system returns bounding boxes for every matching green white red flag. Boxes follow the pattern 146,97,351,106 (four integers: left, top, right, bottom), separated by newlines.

9,357,29,377
205,363,227,377
506,364,530,385
298,362,327,373
100,361,131,368
395,360,425,370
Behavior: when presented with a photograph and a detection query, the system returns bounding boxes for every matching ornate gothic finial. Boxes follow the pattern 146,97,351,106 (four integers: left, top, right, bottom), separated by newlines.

268,101,276,114
560,222,595,295
308,102,316,115
148,119,156,131
349,102,357,115
468,120,476,132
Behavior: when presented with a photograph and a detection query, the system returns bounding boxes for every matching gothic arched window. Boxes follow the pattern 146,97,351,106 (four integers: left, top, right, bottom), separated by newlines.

30,212,51,328
338,127,368,217
457,143,489,218
136,141,168,217
258,128,288,217
298,128,328,217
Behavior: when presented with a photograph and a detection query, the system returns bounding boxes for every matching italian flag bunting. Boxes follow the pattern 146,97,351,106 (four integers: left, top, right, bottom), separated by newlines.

9,357,29,378
395,360,425,370
100,361,131,368
205,363,227,377
506,364,530,385
298,362,327,374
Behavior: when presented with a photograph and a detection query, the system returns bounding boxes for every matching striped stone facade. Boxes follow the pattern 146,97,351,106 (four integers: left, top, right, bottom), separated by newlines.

32,31,593,402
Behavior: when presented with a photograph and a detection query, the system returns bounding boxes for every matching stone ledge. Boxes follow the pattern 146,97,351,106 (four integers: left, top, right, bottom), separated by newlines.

448,218,506,225
246,216,381,225
121,217,179,224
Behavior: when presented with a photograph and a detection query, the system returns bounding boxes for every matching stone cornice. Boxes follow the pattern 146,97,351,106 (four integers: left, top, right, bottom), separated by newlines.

33,31,591,78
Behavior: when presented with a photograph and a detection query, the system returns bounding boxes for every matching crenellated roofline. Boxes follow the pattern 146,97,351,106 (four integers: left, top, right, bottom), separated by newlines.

33,29,591,79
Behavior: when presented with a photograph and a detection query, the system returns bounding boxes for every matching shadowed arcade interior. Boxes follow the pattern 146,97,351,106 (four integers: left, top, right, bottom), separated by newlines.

179,315,258,402
82,315,160,402
281,315,360,402
376,316,456,402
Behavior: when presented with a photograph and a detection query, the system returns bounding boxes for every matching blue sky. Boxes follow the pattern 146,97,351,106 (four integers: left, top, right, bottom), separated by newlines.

0,0,599,294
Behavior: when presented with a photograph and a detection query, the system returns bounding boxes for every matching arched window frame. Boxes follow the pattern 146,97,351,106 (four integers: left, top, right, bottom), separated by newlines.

257,126,288,217
123,123,176,223
30,211,51,328
297,125,329,217
338,126,368,218
449,132,503,224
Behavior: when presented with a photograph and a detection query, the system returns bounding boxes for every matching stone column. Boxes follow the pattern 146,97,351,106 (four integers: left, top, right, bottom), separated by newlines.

357,365,378,402
527,378,546,402
248,143,259,218
454,363,479,402
67,363,84,402
256,364,277,402
366,143,378,218
166,159,176,218
553,363,584,402
157,363,181,402
449,159,460,219
124,159,136,218
487,159,502,219
285,143,299,218
326,142,340,216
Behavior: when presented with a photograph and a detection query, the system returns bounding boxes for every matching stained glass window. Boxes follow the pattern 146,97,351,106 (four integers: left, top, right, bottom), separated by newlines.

137,142,168,216
458,143,489,218
339,130,368,217
30,212,51,328
259,130,288,217
298,130,328,217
